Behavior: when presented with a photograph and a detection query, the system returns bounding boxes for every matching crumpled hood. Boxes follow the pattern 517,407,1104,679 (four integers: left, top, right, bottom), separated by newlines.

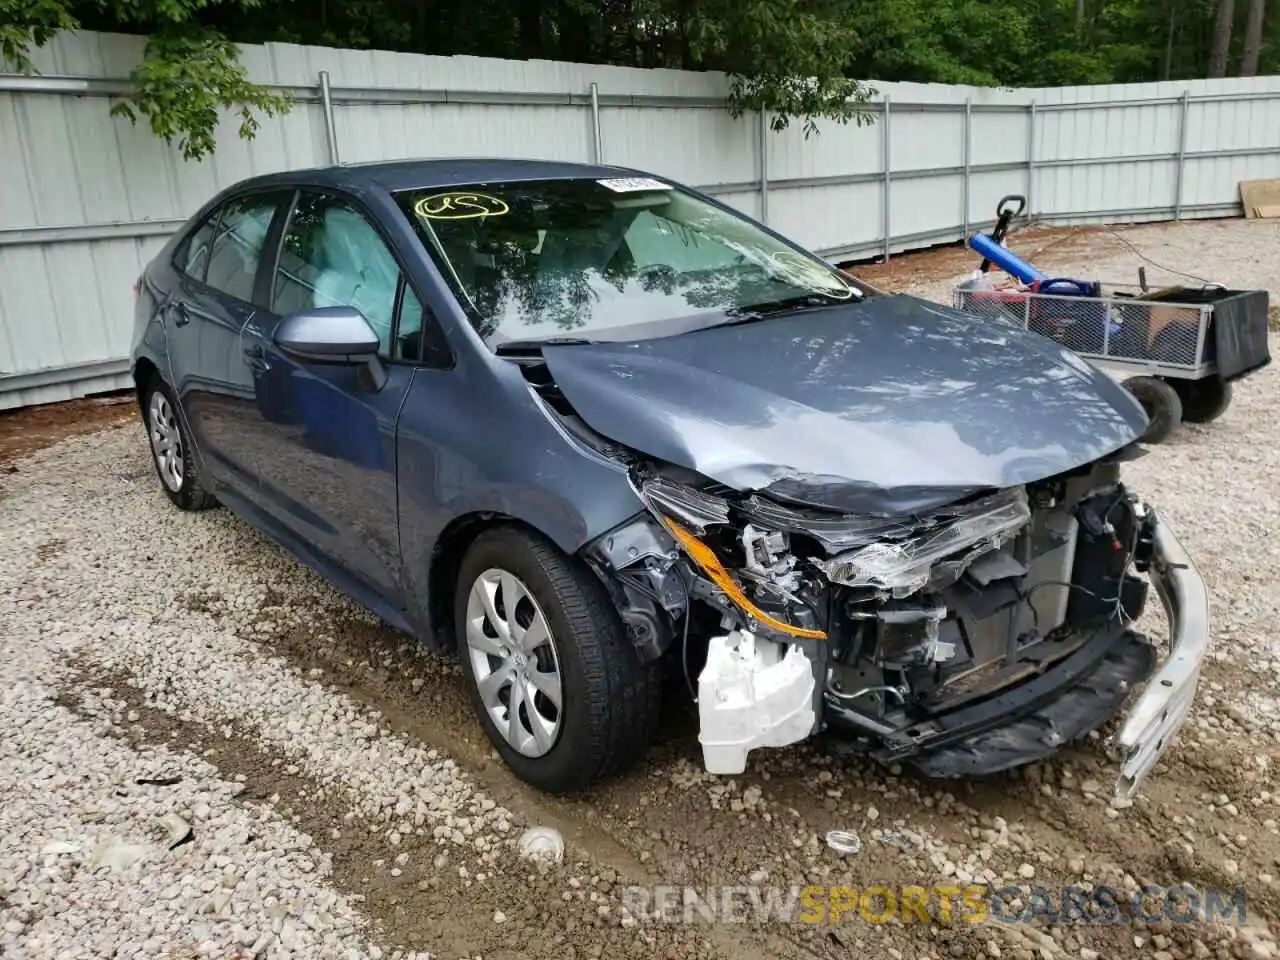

540,294,1147,515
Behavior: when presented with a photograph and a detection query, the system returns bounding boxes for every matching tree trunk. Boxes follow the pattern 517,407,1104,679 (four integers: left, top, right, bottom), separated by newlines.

1076,0,1086,42
1239,0,1267,74
678,0,696,70
519,0,543,58
556,0,595,63
1163,0,1177,79
1208,0,1235,77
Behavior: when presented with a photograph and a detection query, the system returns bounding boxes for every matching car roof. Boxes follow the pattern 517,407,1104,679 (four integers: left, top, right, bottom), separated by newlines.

229,157,651,196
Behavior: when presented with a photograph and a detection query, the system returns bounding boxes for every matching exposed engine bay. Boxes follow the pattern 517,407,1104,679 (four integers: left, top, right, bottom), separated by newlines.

582,447,1208,800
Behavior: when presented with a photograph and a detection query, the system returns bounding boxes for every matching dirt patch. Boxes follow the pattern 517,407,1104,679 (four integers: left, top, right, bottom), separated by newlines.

841,218,1265,301
242,597,1258,960
843,223,1128,293
245,600,845,959
55,659,728,960
0,392,136,465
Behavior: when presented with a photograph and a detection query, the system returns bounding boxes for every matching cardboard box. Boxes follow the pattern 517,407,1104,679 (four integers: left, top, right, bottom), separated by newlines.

1239,179,1280,219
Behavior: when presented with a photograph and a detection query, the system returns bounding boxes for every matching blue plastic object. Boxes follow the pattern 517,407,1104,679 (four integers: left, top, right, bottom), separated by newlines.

1037,277,1100,298
968,233,1045,285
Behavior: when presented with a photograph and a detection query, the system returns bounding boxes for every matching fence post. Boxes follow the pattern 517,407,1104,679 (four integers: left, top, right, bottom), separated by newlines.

589,81,603,163
759,108,769,225
882,96,892,262
319,70,340,165
1026,100,1036,219
962,97,972,238
1173,89,1190,220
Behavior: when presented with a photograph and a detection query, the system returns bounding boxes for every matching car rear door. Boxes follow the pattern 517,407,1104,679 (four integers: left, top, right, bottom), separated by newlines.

234,188,428,608
165,191,292,494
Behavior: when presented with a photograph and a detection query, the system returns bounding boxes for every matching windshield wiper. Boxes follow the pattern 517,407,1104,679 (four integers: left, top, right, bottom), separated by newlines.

493,336,596,355
718,292,855,325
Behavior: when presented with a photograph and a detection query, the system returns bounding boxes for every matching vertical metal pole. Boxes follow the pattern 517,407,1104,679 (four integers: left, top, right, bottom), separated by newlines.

882,96,892,262
1192,305,1210,367
962,97,972,238
589,82,603,164
759,108,769,225
1173,89,1190,220
319,70,340,165
1026,100,1037,218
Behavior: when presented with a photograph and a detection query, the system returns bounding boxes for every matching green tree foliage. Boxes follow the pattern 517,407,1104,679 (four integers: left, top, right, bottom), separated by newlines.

2,0,1277,160
109,29,290,161
3,0,291,160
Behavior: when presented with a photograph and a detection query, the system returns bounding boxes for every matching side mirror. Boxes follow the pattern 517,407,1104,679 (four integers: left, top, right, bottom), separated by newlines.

274,306,387,390
275,306,379,359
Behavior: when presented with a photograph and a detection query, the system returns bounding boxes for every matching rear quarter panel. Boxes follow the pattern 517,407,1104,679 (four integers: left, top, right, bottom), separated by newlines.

130,257,181,384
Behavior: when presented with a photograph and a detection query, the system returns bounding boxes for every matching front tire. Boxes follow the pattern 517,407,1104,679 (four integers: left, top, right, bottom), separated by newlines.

454,526,662,793
143,378,217,511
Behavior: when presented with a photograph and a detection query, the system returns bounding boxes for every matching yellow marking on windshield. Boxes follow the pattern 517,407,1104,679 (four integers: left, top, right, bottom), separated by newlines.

415,192,510,220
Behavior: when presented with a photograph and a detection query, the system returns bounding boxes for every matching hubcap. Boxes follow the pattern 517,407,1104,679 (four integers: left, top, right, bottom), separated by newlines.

147,392,184,493
465,568,563,758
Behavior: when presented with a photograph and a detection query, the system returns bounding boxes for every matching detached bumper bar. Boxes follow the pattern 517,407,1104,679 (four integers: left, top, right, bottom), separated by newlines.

1112,518,1210,799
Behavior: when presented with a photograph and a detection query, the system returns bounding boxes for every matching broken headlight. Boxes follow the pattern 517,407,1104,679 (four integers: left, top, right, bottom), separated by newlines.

811,488,1031,598
638,477,828,640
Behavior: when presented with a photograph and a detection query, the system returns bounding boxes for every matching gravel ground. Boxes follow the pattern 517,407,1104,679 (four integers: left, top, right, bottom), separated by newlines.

3,217,1280,960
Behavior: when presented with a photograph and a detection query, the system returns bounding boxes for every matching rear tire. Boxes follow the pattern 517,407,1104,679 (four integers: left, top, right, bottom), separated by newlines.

454,526,663,793
1171,377,1233,424
1122,376,1182,444
142,378,218,511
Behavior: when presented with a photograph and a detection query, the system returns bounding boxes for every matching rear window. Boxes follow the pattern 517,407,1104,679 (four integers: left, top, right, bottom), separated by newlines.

393,177,859,343
203,195,280,303
178,216,217,282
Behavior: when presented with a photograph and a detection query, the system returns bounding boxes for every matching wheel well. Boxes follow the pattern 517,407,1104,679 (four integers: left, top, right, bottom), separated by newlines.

427,512,541,645
132,358,161,414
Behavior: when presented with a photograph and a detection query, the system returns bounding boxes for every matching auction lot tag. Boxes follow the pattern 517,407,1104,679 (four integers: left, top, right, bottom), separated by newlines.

596,177,671,192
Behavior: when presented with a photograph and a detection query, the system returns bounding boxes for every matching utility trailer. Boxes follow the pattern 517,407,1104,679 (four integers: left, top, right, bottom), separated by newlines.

954,278,1271,442
954,196,1271,443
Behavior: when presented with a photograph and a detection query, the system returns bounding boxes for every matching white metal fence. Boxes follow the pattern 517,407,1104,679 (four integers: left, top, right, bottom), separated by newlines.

2,30,1279,409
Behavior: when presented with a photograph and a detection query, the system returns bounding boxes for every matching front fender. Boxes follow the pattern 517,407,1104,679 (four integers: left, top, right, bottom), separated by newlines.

436,480,643,556
394,354,649,639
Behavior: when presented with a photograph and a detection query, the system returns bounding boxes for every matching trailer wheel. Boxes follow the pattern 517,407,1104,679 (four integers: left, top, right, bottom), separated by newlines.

1122,376,1183,444
1171,378,1234,424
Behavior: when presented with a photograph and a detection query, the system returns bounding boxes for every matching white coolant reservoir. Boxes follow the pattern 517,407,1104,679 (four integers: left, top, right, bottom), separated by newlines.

697,629,817,775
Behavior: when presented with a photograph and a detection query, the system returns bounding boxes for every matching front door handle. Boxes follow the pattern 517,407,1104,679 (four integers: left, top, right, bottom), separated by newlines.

244,342,270,375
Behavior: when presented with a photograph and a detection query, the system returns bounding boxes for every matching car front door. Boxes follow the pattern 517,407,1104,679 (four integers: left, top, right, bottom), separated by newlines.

164,191,291,494
236,189,428,608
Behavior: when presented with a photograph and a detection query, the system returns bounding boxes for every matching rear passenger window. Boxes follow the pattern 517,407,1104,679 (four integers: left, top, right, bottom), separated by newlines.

180,217,217,282
203,195,279,303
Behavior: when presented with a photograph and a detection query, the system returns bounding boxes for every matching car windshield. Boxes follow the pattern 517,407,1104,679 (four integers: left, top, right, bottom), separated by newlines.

393,177,861,344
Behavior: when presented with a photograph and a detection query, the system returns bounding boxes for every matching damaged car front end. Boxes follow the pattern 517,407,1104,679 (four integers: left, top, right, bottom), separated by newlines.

390,167,1210,797
584,454,1207,799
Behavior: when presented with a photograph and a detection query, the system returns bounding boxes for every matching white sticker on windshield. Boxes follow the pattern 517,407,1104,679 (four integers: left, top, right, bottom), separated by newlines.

596,177,672,193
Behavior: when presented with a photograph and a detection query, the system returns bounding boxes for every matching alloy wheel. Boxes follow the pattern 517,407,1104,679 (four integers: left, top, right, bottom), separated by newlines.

464,568,564,758
147,391,184,493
